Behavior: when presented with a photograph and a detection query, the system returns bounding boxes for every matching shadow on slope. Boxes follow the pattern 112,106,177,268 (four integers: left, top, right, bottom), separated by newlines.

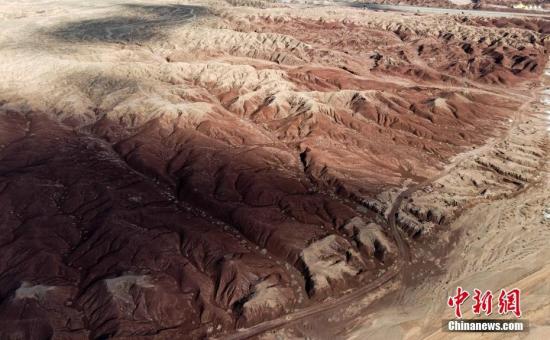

46,4,207,43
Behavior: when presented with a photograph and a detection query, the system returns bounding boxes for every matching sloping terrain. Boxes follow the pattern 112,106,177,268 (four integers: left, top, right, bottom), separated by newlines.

358,0,459,8
0,0,548,338
342,67,550,340
481,0,549,10
363,0,550,10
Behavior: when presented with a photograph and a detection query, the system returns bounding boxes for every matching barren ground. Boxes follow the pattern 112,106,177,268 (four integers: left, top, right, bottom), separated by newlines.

0,0,548,339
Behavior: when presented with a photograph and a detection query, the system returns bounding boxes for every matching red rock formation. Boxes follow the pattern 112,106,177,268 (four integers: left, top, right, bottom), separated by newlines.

0,1,547,338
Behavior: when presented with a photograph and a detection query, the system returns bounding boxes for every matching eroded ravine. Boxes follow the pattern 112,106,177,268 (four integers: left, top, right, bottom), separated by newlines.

0,1,548,339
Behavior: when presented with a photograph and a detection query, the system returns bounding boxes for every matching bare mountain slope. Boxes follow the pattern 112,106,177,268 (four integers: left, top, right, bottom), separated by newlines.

0,0,548,338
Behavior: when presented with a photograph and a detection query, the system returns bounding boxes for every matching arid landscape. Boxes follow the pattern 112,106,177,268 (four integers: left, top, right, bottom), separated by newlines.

0,0,548,339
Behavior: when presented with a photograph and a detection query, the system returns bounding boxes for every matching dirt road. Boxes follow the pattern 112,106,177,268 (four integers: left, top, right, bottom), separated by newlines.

218,77,541,340
358,3,550,18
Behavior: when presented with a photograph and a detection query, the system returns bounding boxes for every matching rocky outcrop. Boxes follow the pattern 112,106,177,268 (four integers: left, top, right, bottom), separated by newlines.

0,0,546,338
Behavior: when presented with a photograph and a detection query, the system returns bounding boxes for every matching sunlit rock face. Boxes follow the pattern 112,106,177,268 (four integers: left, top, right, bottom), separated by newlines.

0,0,547,338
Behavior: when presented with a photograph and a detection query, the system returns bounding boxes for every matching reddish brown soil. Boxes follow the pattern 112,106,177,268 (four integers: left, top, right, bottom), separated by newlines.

0,1,548,339
370,0,458,7
456,16,550,34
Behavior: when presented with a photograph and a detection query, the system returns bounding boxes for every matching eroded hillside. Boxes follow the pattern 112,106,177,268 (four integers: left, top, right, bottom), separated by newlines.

0,0,548,338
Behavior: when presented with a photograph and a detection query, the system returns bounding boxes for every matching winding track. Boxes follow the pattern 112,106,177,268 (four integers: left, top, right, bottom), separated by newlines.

359,3,550,18
217,92,539,340
216,16,543,340
75,4,544,339
217,60,542,340
2,2,544,338
216,266,399,340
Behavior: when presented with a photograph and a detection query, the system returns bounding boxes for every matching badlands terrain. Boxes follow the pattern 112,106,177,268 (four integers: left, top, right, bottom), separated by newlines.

0,0,548,339
364,0,550,11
